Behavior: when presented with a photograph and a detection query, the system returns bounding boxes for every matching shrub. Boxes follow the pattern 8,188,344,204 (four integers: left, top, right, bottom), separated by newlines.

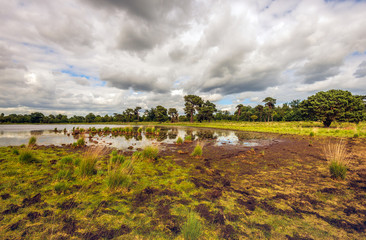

191,144,203,157
309,131,315,137
142,146,159,161
184,135,192,142
353,133,359,138
329,161,347,180
322,140,350,180
176,137,183,144
19,149,37,163
60,156,73,165
182,212,202,240
79,147,106,177
28,136,37,147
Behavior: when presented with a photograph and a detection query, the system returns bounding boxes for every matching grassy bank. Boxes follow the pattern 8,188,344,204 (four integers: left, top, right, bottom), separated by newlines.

162,121,366,138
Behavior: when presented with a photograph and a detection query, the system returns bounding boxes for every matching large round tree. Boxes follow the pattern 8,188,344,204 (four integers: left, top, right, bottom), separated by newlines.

300,89,365,127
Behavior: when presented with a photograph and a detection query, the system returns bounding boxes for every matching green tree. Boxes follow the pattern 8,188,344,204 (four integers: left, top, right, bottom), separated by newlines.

235,104,244,121
184,95,204,122
134,107,142,121
262,97,276,121
155,105,168,123
123,108,134,122
300,89,365,127
85,113,96,123
168,108,178,122
254,105,264,122
197,100,217,122
30,112,44,123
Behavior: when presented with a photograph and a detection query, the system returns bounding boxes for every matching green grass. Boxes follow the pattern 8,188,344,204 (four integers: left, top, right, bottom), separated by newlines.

191,144,203,157
28,136,37,147
19,149,37,163
184,135,192,142
182,211,202,240
79,147,104,176
176,137,183,144
106,160,133,190
160,121,366,138
142,145,159,161
329,161,347,179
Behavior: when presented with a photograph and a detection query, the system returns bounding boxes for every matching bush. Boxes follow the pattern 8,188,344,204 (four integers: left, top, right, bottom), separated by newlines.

60,156,73,165
182,212,202,240
309,131,315,137
176,137,183,144
137,127,142,134
19,149,37,163
142,146,159,161
145,127,152,134
329,161,347,180
191,144,203,157
28,136,37,147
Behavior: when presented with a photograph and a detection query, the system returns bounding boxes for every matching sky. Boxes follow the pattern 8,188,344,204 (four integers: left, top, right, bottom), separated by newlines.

0,0,366,116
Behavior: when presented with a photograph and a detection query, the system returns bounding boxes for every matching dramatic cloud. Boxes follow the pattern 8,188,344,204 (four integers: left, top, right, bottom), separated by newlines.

0,0,365,115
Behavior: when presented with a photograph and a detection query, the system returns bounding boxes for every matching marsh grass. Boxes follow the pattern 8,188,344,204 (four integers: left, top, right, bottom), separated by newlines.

184,135,192,142
142,145,159,161
182,211,202,240
19,149,37,163
191,143,203,157
106,160,133,190
76,137,85,147
79,147,106,177
60,156,73,165
176,137,184,144
28,136,37,147
322,140,350,179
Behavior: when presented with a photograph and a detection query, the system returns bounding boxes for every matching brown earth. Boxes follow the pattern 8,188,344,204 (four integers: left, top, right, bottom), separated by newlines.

160,134,366,238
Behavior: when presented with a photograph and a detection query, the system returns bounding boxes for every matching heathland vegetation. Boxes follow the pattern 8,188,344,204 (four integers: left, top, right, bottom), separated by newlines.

1,89,365,128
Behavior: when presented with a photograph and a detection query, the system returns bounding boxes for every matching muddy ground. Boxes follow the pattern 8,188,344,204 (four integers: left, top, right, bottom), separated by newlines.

159,134,366,239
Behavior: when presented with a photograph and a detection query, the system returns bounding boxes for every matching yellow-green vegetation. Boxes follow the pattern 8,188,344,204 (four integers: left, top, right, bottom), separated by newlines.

163,121,366,138
322,140,350,179
191,144,203,157
142,145,159,161
176,136,183,144
18,149,37,163
79,147,105,177
182,211,202,240
184,135,192,142
28,136,37,147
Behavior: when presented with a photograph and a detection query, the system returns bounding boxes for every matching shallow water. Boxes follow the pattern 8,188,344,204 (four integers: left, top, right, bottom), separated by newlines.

0,124,271,150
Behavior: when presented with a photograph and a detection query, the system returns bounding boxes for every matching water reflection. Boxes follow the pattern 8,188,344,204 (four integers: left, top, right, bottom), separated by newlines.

0,124,272,149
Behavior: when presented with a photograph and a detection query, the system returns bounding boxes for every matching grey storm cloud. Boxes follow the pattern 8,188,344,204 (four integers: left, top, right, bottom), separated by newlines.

0,0,366,115
354,61,366,78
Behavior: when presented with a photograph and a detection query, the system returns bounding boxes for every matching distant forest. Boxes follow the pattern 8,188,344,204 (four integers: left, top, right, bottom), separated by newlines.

1,90,365,127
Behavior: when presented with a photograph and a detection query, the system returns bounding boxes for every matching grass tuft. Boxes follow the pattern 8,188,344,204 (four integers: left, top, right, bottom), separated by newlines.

19,149,37,163
106,160,133,190
142,146,159,161
322,140,350,180
60,156,73,165
184,135,192,142
176,137,184,144
79,147,106,177
182,211,202,240
28,136,37,147
191,143,203,157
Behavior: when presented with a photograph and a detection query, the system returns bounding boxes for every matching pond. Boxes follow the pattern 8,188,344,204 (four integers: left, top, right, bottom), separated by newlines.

0,124,273,150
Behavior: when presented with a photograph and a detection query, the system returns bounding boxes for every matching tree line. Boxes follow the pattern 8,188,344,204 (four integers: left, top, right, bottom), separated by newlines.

0,90,365,127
